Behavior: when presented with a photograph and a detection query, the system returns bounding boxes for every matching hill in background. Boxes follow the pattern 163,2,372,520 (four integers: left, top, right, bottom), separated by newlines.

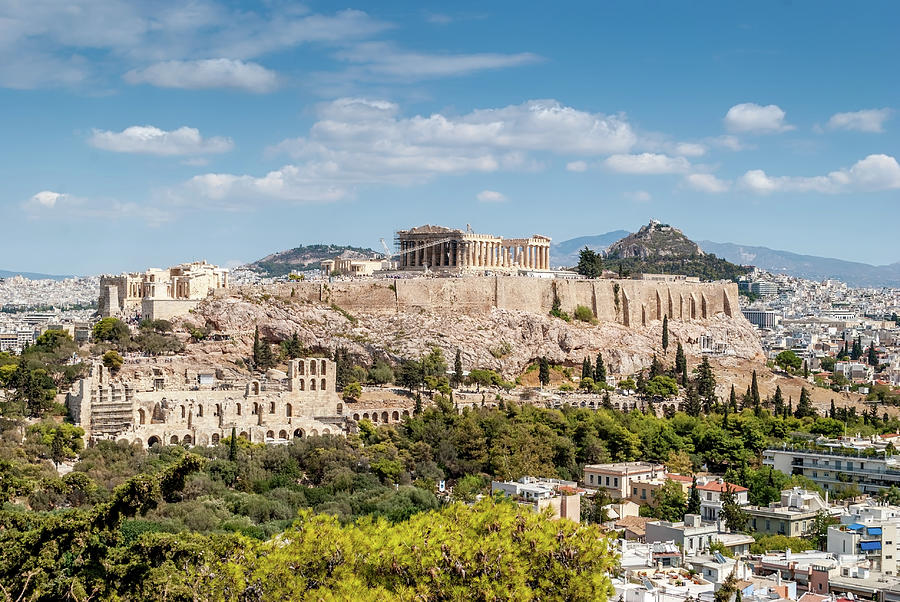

549,230,629,267
0,269,74,280
247,244,379,277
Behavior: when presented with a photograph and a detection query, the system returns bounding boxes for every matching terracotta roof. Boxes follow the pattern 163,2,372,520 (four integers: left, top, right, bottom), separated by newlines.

697,481,748,493
616,515,652,535
666,473,693,482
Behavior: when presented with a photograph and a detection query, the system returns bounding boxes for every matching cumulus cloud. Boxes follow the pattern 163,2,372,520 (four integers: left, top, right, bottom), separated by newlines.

185,166,353,205
566,160,588,172
684,173,730,193
604,153,691,174
707,135,747,151
826,108,892,133
188,98,639,204
476,190,506,202
724,103,794,134
28,190,66,208
124,59,278,92
739,154,900,194
674,143,707,157
89,125,234,155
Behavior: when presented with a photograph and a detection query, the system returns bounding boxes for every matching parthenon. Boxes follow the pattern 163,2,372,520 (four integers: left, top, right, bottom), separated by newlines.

395,225,552,272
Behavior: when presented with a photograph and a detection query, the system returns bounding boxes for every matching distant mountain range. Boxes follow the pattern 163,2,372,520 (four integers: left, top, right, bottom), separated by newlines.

0,269,73,281
696,241,900,288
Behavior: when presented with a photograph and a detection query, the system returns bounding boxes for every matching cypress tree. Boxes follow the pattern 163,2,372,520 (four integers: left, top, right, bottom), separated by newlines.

452,349,463,388
686,475,701,515
582,357,593,381
729,385,737,411
683,385,702,417
795,387,815,419
662,315,669,354
750,370,760,408
829,399,836,419
674,343,686,384
594,353,606,384
228,426,237,462
773,385,784,416
539,357,550,387
868,342,878,367
803,360,809,378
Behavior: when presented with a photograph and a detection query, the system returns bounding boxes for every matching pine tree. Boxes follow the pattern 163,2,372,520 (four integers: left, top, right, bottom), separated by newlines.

750,370,760,408
795,387,815,419
694,357,717,406
773,385,784,416
581,357,593,381
539,357,550,387
662,315,669,354
683,385,702,417
686,475,701,515
674,343,686,384
228,426,237,462
452,349,463,388
594,352,606,384
868,342,878,367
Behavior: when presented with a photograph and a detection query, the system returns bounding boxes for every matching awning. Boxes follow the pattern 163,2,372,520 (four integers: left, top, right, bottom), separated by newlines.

860,541,882,551
846,523,865,531
867,527,882,535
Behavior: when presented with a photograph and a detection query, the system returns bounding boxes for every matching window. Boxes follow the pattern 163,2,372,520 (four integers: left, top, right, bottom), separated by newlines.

321,378,326,391
614,477,618,487
236,403,241,415
605,477,610,486
286,403,292,417
269,402,275,414
707,492,713,500
197,404,203,417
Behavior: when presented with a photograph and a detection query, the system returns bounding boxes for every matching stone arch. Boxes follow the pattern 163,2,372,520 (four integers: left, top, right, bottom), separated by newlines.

299,379,305,391
363,412,370,420
152,403,165,423
402,410,410,418
182,434,192,445
381,411,388,423
269,401,275,414
701,293,709,318
322,428,330,435
133,438,143,447
239,431,249,440
310,429,318,436
310,379,317,391
286,403,292,417
249,380,260,396
180,405,185,419
298,361,305,375
392,410,399,421
690,295,697,319
311,361,317,376
321,378,326,391
336,403,343,414
279,430,288,439
211,433,220,445
236,402,242,415
266,430,274,440
197,404,203,417
138,409,146,425
293,428,304,438
170,435,179,444
147,435,161,447
252,402,259,415
321,359,326,375
353,413,360,421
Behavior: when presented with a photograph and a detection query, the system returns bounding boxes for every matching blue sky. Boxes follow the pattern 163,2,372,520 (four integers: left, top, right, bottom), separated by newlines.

1,0,898,275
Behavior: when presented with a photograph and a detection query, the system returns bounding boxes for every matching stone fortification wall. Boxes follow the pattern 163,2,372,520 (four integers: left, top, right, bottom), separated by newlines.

214,277,739,324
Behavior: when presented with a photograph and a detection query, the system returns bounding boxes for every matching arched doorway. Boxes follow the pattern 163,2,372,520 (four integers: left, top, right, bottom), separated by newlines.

170,435,179,444
211,433,220,445
147,436,160,448
182,435,192,445
278,430,288,439
293,428,304,438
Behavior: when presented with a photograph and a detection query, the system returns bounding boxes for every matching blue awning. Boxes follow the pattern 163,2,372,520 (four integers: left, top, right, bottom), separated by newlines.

867,527,883,535
847,523,865,531
860,541,882,551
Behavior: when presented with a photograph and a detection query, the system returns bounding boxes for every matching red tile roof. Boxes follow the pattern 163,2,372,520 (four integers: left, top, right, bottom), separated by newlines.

666,473,693,482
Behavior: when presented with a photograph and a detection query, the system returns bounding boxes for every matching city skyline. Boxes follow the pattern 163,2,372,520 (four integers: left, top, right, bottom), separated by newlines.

1,1,898,274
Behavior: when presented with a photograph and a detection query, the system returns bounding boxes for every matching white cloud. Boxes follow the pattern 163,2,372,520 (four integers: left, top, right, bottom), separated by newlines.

625,190,652,202
566,160,588,172
685,173,730,193
739,154,900,194
89,125,234,155
28,190,66,208
124,59,278,92
333,42,541,79
707,135,747,151
827,108,892,133
188,98,638,205
476,190,506,202
604,153,691,174
674,143,707,157
724,103,794,134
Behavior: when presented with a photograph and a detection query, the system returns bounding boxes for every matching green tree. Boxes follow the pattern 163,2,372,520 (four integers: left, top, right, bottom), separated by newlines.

538,357,550,387
750,370,760,408
651,481,687,522
686,475,701,516
775,350,802,372
594,353,606,384
662,315,669,353
342,382,362,401
102,350,124,372
452,349,463,388
92,317,130,343
674,342,686,385
773,385,785,416
228,426,237,462
581,357,593,381
795,387,816,419
642,375,678,399
868,342,878,367
694,357,716,406
575,246,603,278
720,484,749,532
27,421,84,466
683,385,702,417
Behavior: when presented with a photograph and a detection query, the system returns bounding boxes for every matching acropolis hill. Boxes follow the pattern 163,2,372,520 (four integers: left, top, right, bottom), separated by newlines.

187,275,762,384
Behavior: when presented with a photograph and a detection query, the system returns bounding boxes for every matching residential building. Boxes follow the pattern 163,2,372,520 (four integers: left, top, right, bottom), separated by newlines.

743,309,779,330
491,476,581,522
697,479,749,522
764,444,900,495
827,522,897,575
583,462,666,500
646,514,718,555
745,488,829,537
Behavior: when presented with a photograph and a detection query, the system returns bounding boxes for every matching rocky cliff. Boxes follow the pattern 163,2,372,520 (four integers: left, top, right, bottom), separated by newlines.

184,289,764,379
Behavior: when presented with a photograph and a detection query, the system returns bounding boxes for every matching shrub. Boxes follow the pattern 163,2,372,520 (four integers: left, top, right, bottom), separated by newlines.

574,305,596,323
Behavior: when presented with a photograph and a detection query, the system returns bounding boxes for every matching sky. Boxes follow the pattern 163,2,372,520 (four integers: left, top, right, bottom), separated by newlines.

1,1,899,275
